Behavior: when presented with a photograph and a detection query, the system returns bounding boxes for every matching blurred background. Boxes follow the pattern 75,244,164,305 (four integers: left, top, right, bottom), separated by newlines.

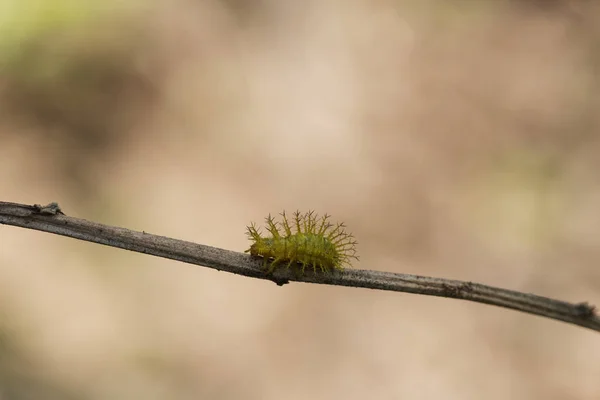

1,0,599,398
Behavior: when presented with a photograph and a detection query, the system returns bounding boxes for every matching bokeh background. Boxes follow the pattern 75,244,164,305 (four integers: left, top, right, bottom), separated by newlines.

1,0,600,398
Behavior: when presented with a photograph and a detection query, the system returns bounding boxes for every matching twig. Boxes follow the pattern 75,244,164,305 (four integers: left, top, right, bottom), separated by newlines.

0,201,598,332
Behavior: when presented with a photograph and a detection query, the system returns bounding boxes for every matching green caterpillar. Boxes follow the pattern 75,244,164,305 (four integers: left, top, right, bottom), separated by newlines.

245,210,359,273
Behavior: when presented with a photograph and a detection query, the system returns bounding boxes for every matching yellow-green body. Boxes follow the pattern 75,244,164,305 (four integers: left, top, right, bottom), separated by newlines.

245,211,358,273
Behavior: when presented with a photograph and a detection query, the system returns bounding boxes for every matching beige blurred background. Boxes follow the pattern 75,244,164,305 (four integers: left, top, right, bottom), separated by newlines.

1,0,600,398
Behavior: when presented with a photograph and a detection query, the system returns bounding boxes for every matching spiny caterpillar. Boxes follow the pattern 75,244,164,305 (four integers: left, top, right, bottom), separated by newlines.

245,210,359,274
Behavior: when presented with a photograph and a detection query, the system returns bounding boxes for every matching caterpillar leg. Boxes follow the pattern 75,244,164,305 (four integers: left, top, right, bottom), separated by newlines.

266,256,285,273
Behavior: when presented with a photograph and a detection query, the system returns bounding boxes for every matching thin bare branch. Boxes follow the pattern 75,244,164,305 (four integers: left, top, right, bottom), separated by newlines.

1,201,598,332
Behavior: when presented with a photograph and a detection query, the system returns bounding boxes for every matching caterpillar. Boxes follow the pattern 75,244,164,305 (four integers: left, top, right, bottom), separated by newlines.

245,210,359,274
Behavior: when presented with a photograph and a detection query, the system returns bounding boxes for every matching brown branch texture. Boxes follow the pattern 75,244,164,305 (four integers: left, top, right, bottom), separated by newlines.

0,201,598,332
